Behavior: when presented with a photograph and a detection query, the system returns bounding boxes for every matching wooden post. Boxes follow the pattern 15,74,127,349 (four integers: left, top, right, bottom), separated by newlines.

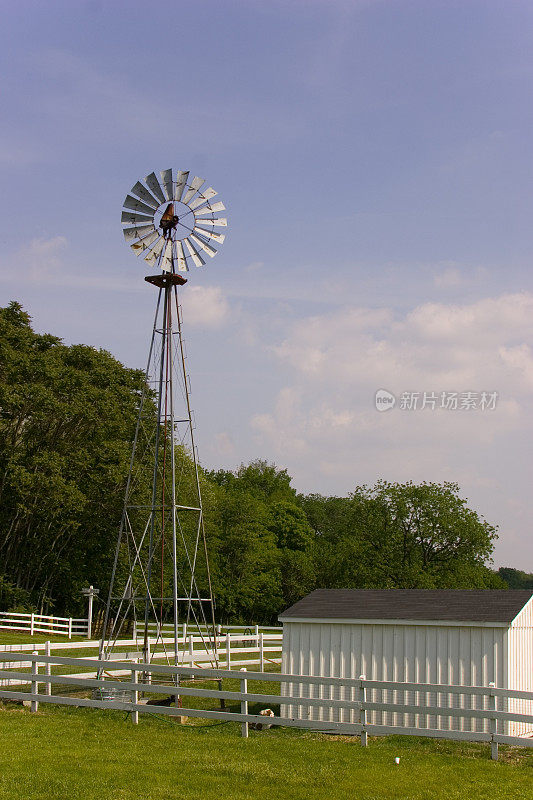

30,613,34,637
44,641,51,697
145,638,152,685
131,659,139,725
182,622,187,641
68,617,72,639
240,668,249,738
87,586,94,639
359,674,367,747
226,632,231,670
259,632,264,672
489,682,498,761
30,652,39,713
254,624,259,646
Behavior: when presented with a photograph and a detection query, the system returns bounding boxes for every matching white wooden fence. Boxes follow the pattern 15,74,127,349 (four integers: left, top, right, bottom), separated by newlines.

0,651,532,760
0,612,281,641
0,612,88,638
0,631,283,683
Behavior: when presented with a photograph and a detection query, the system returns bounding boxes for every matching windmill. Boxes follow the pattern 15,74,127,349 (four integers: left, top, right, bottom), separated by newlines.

99,169,227,675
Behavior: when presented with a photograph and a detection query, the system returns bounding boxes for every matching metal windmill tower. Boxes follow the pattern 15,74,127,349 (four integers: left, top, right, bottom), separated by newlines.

100,169,227,671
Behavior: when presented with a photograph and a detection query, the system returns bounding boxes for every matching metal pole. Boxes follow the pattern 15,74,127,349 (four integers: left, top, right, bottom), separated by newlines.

173,286,218,664
167,284,180,677
100,289,163,663
143,285,169,662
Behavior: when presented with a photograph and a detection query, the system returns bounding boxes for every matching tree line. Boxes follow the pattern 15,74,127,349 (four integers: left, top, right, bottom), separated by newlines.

0,302,527,623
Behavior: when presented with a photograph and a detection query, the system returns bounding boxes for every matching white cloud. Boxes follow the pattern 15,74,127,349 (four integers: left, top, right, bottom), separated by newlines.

250,292,533,562
181,286,229,328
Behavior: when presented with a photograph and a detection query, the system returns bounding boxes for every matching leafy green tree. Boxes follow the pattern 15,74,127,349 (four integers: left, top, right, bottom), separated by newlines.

498,567,533,589
302,481,500,591
265,501,316,607
208,488,282,623
0,302,149,613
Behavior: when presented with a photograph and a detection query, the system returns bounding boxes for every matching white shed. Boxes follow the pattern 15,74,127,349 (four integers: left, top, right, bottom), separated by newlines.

279,589,533,736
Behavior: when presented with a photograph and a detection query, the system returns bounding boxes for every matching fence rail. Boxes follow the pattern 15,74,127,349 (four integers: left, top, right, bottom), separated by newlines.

0,631,283,682
0,613,281,640
0,612,88,638
0,651,531,760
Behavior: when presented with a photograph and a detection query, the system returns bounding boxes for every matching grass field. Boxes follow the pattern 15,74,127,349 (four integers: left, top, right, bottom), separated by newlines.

0,702,531,800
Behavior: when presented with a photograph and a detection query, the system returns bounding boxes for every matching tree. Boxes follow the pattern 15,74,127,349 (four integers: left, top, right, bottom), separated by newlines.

498,567,533,589
266,501,316,607
301,481,500,591
0,302,150,613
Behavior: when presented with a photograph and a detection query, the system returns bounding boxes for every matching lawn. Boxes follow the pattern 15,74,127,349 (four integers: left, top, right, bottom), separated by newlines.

0,702,531,800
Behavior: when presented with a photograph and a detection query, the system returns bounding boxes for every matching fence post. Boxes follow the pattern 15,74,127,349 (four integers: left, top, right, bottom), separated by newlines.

240,668,249,738
145,638,152,685
182,622,187,641
489,682,498,761
68,617,72,639
359,674,367,747
87,586,93,639
30,613,35,637
131,659,139,725
259,632,264,672
254,624,259,646
30,652,39,713
226,632,231,670
44,641,51,697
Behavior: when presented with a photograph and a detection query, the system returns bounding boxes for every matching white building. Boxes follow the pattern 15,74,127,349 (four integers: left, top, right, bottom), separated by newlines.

279,589,533,736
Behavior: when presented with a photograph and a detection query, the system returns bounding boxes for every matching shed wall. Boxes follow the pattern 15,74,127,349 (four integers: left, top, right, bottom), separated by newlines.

508,597,533,737
281,621,507,733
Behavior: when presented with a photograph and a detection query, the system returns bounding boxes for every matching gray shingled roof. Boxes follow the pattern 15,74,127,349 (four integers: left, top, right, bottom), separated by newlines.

279,589,533,624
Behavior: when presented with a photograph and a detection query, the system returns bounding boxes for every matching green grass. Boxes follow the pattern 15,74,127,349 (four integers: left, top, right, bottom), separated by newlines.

0,701,531,800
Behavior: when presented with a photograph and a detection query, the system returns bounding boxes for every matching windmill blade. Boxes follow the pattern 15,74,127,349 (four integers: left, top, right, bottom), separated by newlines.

195,216,227,227
160,169,173,201
131,181,159,210
175,240,189,272
174,170,189,201
130,230,160,256
182,176,205,205
123,224,156,242
184,237,206,267
121,210,154,225
144,237,165,266
160,238,174,271
194,200,226,215
190,232,217,258
123,195,156,216
189,187,217,210
144,172,166,204
194,225,226,244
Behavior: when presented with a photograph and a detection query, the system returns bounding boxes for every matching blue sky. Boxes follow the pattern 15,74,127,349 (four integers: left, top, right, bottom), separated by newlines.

1,1,532,566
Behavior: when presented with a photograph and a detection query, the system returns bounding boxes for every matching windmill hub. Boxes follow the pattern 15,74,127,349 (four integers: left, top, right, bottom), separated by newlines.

121,169,227,272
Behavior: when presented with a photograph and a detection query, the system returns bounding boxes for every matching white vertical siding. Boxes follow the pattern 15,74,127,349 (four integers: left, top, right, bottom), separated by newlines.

282,620,507,733
508,597,533,737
